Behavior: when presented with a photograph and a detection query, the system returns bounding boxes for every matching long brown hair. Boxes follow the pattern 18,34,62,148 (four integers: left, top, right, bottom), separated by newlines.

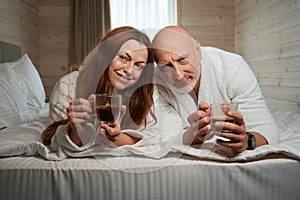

42,26,155,145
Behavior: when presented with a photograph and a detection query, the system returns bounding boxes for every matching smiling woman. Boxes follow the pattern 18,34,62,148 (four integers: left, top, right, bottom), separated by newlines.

41,26,160,151
108,39,148,90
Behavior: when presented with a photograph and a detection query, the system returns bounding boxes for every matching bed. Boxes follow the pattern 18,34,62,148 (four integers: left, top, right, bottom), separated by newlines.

1,41,300,200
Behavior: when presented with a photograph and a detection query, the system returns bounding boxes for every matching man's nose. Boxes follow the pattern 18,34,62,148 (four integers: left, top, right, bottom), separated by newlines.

173,64,184,80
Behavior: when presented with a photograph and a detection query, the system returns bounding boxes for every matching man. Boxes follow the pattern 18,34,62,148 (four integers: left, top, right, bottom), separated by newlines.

152,26,279,154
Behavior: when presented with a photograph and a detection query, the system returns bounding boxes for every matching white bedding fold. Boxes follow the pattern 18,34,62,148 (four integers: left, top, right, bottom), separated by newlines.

0,107,300,161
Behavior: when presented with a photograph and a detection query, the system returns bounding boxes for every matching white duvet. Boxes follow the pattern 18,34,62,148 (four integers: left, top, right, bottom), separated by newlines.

0,105,300,161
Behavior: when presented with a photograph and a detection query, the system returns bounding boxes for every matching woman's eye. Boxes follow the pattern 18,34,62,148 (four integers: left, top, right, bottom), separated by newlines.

119,55,126,60
135,64,145,71
117,56,128,64
118,55,128,62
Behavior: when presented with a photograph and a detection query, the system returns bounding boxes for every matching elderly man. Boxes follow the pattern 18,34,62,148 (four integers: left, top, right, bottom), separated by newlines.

152,26,279,154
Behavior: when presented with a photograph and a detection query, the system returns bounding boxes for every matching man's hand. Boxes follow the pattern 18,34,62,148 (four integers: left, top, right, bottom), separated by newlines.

182,101,212,145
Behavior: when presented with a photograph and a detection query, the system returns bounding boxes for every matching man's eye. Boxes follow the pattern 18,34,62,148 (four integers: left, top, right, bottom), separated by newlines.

157,63,173,72
178,57,188,64
158,63,171,68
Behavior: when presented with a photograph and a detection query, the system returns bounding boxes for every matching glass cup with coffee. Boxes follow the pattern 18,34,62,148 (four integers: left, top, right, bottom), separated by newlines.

95,94,122,126
210,102,238,135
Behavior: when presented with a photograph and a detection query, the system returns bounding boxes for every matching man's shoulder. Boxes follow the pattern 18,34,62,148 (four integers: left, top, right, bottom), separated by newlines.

202,46,244,64
202,46,240,56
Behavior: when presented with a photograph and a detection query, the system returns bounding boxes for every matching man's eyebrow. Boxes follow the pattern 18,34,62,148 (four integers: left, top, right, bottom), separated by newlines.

180,53,190,58
174,54,189,62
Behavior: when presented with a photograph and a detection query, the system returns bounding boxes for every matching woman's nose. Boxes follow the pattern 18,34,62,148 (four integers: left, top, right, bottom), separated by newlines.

123,62,134,74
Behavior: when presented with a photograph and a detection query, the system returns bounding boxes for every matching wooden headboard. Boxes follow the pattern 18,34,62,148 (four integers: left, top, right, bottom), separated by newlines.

0,41,21,63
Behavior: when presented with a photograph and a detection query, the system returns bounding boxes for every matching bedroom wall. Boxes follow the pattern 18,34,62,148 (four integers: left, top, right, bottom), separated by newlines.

0,0,236,98
38,0,70,97
177,0,235,52
0,0,39,65
0,0,70,97
1,0,299,111
235,0,300,111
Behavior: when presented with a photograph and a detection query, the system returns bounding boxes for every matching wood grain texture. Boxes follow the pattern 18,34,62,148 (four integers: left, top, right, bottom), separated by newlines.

235,0,300,111
178,0,235,52
1,0,299,110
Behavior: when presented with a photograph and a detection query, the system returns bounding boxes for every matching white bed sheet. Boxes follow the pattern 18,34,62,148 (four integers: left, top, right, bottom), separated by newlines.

0,105,300,200
1,105,300,161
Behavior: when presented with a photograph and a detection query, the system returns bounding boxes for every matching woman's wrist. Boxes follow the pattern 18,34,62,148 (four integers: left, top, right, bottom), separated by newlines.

112,132,140,147
67,124,82,147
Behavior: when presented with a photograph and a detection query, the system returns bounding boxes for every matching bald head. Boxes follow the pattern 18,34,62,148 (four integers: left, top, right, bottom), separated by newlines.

152,26,195,49
152,26,201,62
157,26,194,39
152,26,202,94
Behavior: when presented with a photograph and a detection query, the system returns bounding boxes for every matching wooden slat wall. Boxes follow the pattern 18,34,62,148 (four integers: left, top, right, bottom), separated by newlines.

0,0,70,97
178,0,235,52
38,0,70,96
1,0,299,109
0,0,39,66
235,0,300,111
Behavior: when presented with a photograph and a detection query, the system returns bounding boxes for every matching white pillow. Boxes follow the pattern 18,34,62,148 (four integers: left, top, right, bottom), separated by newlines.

11,54,46,112
0,54,45,128
0,68,33,128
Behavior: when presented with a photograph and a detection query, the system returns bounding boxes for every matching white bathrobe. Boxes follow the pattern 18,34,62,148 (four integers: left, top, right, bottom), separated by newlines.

156,46,280,145
47,72,182,159
49,71,78,121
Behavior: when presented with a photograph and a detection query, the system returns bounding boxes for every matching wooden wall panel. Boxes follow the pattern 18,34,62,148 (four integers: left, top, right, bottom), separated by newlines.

0,0,39,65
178,0,235,52
38,2,70,96
0,0,70,97
1,0,299,109
235,0,300,111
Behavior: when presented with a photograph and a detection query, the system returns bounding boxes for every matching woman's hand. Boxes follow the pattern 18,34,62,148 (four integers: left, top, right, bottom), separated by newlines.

66,95,95,146
100,105,140,146
182,101,213,145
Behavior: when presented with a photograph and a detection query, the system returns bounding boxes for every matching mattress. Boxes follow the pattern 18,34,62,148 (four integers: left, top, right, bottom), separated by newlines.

1,154,299,200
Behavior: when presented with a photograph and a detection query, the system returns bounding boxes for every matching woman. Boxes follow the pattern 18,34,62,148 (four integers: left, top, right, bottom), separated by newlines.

42,26,159,152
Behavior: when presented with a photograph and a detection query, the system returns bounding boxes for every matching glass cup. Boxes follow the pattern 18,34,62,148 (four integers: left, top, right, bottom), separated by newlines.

211,102,238,133
95,94,122,126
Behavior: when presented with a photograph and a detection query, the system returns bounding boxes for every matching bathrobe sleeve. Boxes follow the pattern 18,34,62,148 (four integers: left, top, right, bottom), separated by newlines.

49,71,78,121
225,55,280,144
48,87,182,159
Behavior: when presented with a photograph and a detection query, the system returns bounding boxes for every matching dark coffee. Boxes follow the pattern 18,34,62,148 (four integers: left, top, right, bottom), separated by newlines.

96,105,121,124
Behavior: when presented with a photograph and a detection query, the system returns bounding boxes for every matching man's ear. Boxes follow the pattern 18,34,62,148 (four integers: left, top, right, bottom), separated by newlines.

195,39,202,61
